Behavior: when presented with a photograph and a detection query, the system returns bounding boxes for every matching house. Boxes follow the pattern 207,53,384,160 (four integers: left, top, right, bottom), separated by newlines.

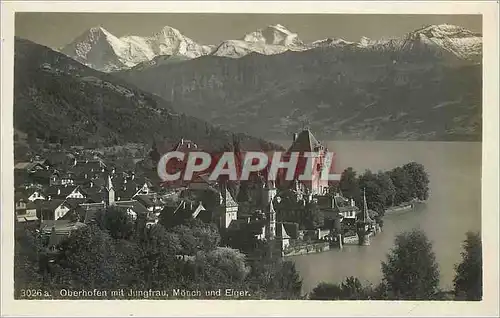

13,191,40,222
114,200,150,221
14,159,51,173
315,193,359,226
37,199,72,220
162,199,210,226
45,185,86,200
16,188,46,202
77,197,151,225
51,172,75,186
114,176,154,201
28,189,45,201
14,159,53,185
134,194,167,213
15,195,38,222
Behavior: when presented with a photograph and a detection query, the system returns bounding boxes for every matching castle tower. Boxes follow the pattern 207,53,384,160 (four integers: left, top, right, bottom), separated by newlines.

105,175,115,207
262,180,277,205
356,189,371,246
285,129,329,195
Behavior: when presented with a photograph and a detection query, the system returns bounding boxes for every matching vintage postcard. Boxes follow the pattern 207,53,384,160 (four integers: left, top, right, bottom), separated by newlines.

1,1,499,317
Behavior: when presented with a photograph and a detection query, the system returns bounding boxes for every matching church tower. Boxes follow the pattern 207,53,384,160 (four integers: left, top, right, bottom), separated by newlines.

105,175,115,207
219,184,238,229
265,200,276,240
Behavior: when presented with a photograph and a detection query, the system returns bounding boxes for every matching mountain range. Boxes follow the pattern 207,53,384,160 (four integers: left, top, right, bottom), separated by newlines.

16,22,482,147
112,24,482,141
14,37,280,159
61,23,482,72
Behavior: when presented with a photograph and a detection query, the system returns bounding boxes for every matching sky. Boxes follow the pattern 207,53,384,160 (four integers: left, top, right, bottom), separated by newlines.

15,13,482,49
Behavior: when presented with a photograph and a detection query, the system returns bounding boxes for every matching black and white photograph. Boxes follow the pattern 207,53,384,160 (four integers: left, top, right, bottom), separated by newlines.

1,1,499,317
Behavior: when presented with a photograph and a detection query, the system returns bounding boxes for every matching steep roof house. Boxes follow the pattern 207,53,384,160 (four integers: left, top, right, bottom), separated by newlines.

16,187,46,203
37,199,72,220
45,185,86,200
15,193,38,223
162,199,209,226
315,193,359,223
114,200,150,221
14,159,51,173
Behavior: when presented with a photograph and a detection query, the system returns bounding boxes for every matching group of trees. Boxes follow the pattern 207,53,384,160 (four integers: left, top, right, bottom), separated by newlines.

15,204,482,301
275,193,325,230
14,207,303,300
309,229,482,301
339,162,429,215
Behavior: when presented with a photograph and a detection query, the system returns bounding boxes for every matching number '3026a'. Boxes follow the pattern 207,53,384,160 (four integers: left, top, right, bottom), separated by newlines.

20,289,51,298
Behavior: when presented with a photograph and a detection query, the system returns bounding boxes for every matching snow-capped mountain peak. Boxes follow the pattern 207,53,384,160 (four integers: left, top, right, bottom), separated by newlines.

61,25,213,71
152,25,184,39
403,24,482,61
61,26,130,71
413,24,481,39
242,24,304,46
311,37,354,48
357,36,375,47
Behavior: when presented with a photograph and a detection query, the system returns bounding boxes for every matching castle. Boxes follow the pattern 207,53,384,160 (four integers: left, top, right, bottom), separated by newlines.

280,129,331,195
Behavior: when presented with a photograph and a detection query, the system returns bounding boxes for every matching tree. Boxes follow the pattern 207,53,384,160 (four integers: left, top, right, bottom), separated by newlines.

376,171,396,208
14,224,45,296
388,167,412,205
303,202,324,229
310,282,343,300
453,232,482,300
192,247,250,292
134,224,184,293
56,225,132,292
97,206,135,240
339,167,361,203
340,276,368,299
381,229,440,300
359,170,384,213
309,277,372,300
247,254,303,300
171,218,221,255
402,162,429,201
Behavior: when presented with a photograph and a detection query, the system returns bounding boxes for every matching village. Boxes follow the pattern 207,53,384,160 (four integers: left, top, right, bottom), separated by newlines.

14,129,383,258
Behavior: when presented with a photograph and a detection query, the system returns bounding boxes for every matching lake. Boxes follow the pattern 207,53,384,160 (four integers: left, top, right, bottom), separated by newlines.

280,141,482,294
